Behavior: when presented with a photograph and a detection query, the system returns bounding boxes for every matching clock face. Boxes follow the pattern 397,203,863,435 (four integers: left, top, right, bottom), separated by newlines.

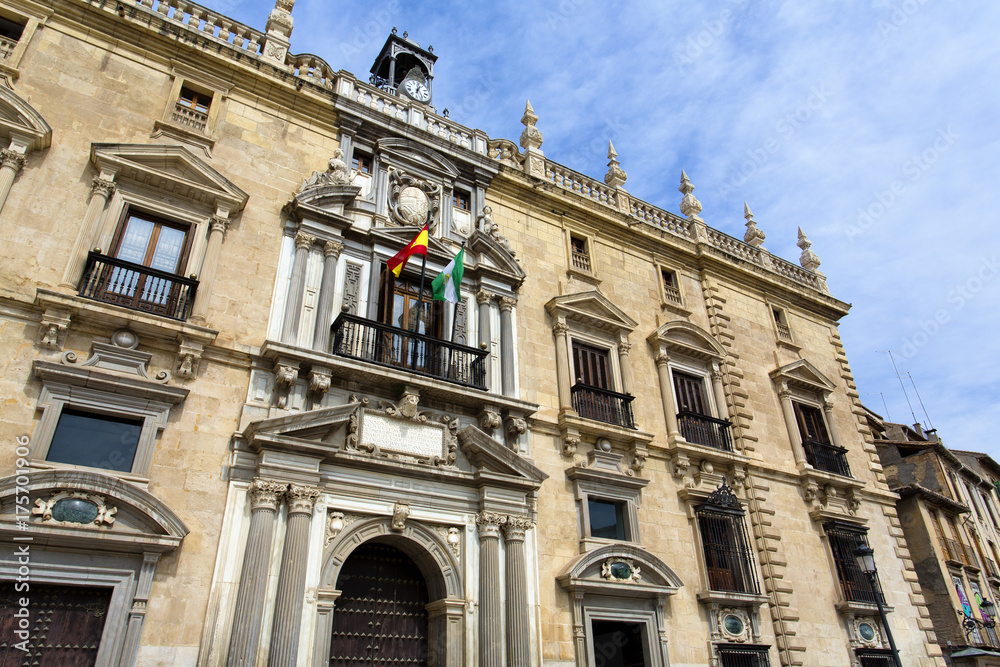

402,78,431,103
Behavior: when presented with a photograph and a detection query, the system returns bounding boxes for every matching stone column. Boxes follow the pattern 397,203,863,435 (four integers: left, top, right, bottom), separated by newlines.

710,366,730,421
617,339,633,395
477,512,505,667
655,353,681,440
822,396,842,449
499,296,516,397
553,321,573,413
281,231,315,344
503,516,532,667
0,148,25,216
312,239,344,352
477,289,494,391
190,214,229,323
778,384,807,466
268,484,322,667
61,175,116,288
227,479,286,667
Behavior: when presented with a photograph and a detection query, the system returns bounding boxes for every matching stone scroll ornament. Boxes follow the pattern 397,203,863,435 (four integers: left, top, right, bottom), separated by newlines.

388,169,441,229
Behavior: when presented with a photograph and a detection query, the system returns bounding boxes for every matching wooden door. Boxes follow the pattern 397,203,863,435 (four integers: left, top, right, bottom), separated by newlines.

0,582,111,666
329,542,430,666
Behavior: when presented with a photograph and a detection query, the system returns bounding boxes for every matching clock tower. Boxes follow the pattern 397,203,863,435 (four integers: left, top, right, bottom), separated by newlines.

369,28,437,104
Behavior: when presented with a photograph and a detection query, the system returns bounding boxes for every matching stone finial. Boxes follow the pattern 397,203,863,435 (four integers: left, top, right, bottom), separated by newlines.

743,202,766,248
678,170,703,221
519,100,543,151
797,227,822,272
604,141,627,189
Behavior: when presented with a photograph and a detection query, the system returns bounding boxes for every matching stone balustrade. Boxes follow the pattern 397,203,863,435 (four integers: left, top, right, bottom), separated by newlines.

136,0,265,55
287,53,336,89
544,161,617,207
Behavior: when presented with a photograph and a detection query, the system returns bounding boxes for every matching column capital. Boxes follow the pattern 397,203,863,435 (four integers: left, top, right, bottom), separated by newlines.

285,484,322,514
618,340,632,355
655,351,670,367
476,288,495,305
552,322,569,337
710,368,724,382
502,515,534,542
1,149,25,172
324,239,344,257
294,231,315,250
777,388,793,401
249,478,287,511
91,176,116,198
209,214,230,236
499,295,516,312
477,511,505,538
822,398,835,414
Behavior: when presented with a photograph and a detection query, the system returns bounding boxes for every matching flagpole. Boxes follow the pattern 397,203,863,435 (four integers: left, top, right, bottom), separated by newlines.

411,212,431,369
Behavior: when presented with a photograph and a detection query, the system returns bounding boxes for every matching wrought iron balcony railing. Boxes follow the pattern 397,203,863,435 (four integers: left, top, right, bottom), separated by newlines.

571,383,635,429
330,312,488,390
985,557,1000,580
802,438,852,477
78,251,197,321
678,411,733,452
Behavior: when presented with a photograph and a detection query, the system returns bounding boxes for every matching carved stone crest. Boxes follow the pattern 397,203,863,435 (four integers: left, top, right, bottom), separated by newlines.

33,491,117,528
388,169,440,227
601,558,641,583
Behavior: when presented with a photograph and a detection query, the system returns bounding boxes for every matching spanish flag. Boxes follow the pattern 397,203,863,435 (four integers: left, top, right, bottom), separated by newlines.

387,224,428,277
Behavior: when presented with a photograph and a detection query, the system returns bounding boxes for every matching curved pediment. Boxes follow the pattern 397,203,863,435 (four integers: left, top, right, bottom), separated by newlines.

0,83,51,152
0,469,188,552
770,358,837,393
91,143,249,214
376,137,461,178
546,290,637,334
468,228,525,285
557,543,683,597
647,320,726,361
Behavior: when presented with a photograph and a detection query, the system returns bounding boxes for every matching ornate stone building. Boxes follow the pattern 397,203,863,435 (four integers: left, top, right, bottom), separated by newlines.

868,414,1000,666
0,0,947,665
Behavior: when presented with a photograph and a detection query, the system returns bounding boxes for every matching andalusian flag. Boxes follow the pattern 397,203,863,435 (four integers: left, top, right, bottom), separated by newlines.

387,224,428,277
431,247,464,303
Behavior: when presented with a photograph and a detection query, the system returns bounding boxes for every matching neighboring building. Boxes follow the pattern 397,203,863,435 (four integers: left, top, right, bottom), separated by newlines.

869,413,1000,666
0,0,946,665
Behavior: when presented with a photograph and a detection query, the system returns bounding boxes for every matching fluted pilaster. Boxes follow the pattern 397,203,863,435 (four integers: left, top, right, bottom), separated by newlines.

503,516,533,667
281,231,314,344
477,290,494,391
499,296,516,397
477,512,504,667
312,240,343,352
268,484,322,667
227,479,286,667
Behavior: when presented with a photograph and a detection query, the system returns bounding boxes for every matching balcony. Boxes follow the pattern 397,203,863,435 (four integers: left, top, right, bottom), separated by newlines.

170,101,208,132
985,557,1000,580
678,411,733,452
942,538,972,566
78,251,197,321
571,383,635,429
330,312,488,390
802,438,852,477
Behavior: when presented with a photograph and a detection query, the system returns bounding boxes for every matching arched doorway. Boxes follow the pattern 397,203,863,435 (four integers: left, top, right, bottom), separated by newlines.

329,542,430,666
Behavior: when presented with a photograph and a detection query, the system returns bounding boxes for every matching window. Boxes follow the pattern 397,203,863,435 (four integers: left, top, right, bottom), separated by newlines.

570,234,591,273
46,409,143,473
31,334,188,478
696,485,760,594
588,498,626,541
794,402,851,477
376,273,444,371
153,67,229,143
590,620,646,666
661,268,681,305
572,341,634,429
78,210,197,320
452,190,469,211
352,152,372,174
718,645,772,667
673,370,732,451
171,85,213,132
824,522,882,604
855,650,896,667
772,307,792,342
0,15,25,43
178,86,211,114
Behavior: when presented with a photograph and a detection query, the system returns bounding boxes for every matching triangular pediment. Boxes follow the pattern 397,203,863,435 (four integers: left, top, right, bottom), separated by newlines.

376,137,461,178
457,426,548,484
91,143,249,214
770,358,837,393
0,83,50,152
469,229,525,284
546,290,637,334
647,320,726,361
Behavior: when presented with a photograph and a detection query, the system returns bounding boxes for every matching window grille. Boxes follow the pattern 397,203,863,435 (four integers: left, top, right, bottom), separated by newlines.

697,484,760,595
856,649,895,667
718,644,772,667
825,521,883,604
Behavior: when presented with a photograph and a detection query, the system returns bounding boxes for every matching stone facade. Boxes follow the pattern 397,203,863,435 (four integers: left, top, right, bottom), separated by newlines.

870,416,1000,666
0,0,946,665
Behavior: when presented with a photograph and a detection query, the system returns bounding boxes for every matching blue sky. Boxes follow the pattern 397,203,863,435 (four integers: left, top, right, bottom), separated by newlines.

220,0,1000,458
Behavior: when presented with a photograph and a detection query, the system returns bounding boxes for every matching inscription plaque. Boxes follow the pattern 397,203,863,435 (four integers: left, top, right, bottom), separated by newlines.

362,411,445,459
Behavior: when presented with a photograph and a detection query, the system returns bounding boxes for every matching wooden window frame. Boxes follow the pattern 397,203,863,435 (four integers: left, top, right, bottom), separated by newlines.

351,152,373,175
